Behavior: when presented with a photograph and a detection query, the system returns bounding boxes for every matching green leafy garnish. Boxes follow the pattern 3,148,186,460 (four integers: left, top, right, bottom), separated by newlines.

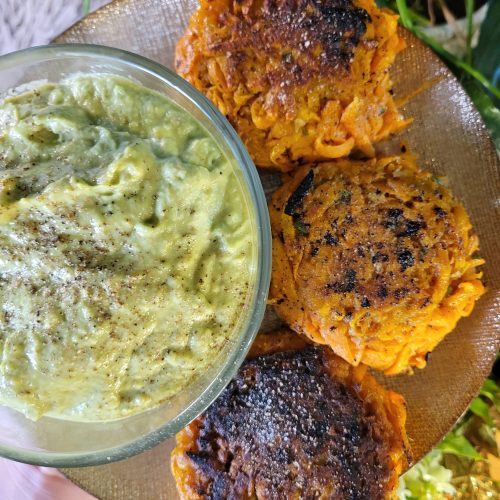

436,433,482,461
337,190,352,204
293,218,310,235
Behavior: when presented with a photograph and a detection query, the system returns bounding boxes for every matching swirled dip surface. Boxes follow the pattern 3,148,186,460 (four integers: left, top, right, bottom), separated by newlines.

0,75,255,421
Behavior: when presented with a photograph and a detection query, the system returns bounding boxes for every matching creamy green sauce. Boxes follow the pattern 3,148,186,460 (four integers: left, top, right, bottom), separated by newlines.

0,75,255,421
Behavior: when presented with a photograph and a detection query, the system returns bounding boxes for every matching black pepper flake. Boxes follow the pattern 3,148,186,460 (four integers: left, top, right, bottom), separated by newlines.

394,287,409,299
310,246,319,257
420,297,431,309
377,285,388,299
284,170,314,216
323,231,338,246
326,269,357,293
384,208,403,229
388,208,403,219
361,297,370,308
372,252,389,263
397,219,424,237
397,250,415,272
344,213,354,224
433,206,447,218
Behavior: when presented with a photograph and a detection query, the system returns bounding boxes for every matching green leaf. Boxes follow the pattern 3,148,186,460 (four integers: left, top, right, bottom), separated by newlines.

436,433,482,460
470,397,494,426
459,75,500,152
413,27,500,100
395,0,413,29
379,0,500,100
478,421,497,450
465,0,474,65
474,0,500,84
480,379,500,408
376,0,430,25
82,0,91,16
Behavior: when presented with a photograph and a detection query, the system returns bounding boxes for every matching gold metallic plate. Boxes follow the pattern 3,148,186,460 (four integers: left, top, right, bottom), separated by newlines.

55,0,500,497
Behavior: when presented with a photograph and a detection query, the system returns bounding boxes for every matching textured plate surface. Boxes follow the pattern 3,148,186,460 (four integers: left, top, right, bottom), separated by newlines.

55,0,499,497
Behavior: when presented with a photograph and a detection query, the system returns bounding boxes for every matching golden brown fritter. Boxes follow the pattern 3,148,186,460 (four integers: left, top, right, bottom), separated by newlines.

269,154,485,374
171,330,411,499
176,0,408,171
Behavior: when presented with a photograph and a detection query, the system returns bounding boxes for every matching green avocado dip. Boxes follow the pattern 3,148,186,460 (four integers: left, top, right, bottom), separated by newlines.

0,74,256,421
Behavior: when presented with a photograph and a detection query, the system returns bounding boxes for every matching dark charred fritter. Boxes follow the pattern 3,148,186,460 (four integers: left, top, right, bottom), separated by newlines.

176,0,407,170
269,154,485,375
171,337,413,499
200,0,370,87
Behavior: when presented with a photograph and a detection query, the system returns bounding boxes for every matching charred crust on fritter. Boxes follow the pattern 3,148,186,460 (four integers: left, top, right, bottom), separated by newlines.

284,169,315,216
397,249,415,272
324,231,339,246
212,0,371,88
186,348,391,499
384,208,425,238
326,268,357,293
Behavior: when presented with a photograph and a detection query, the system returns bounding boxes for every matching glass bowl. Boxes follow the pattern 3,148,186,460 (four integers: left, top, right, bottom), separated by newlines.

0,44,271,467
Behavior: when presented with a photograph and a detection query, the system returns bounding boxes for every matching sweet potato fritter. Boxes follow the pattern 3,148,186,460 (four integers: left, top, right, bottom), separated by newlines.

176,0,408,171
269,154,485,375
171,330,411,499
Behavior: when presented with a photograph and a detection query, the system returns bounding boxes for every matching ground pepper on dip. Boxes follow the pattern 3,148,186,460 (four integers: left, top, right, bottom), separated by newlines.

0,74,255,421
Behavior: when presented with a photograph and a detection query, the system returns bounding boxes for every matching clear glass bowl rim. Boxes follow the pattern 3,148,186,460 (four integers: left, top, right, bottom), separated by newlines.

0,43,271,467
